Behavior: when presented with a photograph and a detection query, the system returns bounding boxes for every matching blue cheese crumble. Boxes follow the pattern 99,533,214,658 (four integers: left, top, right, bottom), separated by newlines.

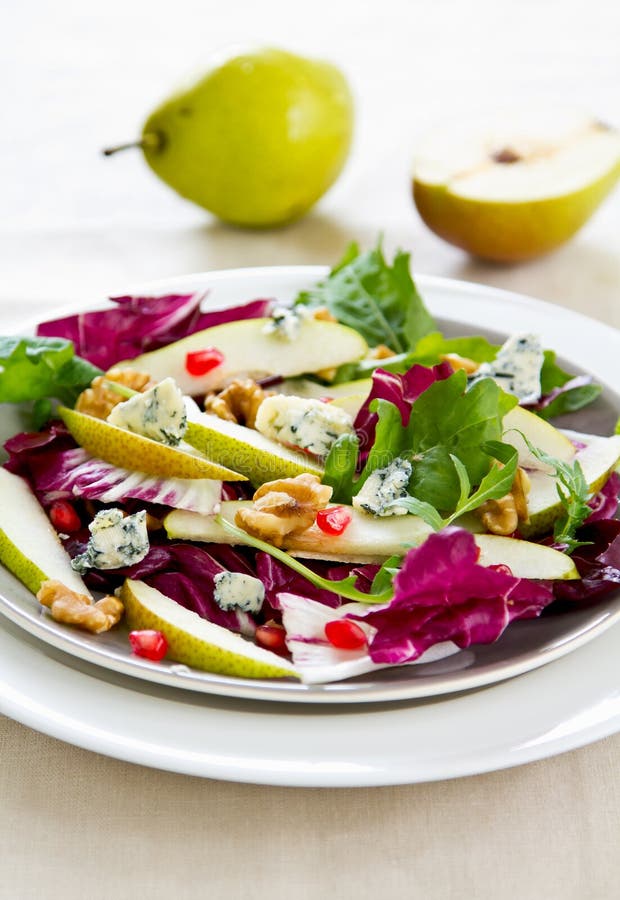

262,304,311,341
352,458,413,517
107,377,187,446
71,508,150,572
213,572,265,614
254,395,354,458
470,333,543,404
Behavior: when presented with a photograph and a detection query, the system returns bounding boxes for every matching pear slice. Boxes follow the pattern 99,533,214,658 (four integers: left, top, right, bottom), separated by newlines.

120,318,368,395
278,377,373,400
59,406,246,482
520,433,620,539
184,414,323,486
120,579,297,680
165,502,577,579
0,469,92,597
412,107,620,261
502,405,576,471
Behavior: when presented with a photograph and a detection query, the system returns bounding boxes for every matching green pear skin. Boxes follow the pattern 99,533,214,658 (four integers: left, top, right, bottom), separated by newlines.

140,47,354,226
59,406,246,482
413,163,620,262
121,579,297,680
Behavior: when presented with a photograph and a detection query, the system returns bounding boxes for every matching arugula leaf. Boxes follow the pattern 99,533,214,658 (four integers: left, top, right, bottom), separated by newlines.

295,240,435,353
390,442,518,531
0,337,102,413
215,515,393,605
520,434,593,551
323,434,360,505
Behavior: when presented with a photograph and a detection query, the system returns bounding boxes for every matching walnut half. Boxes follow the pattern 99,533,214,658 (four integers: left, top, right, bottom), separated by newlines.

477,468,531,536
37,580,124,634
204,378,272,429
235,474,333,547
75,367,153,420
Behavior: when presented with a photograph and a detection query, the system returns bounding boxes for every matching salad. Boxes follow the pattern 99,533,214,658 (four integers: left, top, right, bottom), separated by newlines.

1,241,619,687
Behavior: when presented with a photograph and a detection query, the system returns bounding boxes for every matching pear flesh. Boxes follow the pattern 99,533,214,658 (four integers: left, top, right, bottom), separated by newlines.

520,432,620,539
120,317,368,396
0,469,92,597
502,405,576,470
59,406,246,482
412,107,620,261
164,501,578,580
120,579,297,680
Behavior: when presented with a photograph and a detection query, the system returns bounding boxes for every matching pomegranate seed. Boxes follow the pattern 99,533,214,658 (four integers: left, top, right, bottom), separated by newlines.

49,500,81,533
185,347,225,377
325,619,368,650
129,630,168,661
256,623,287,653
316,506,352,536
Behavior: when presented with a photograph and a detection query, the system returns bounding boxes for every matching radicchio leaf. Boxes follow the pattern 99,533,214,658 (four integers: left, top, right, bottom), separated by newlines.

36,294,272,369
348,528,554,664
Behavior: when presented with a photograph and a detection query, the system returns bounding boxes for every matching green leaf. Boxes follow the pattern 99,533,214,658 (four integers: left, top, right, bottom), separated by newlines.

407,372,518,497
323,434,360,504
370,555,402,595
518,433,593,550
215,515,394,605
450,453,471,508
295,240,436,353
536,383,602,421
387,495,445,531
444,442,518,524
539,350,571,393
0,336,102,410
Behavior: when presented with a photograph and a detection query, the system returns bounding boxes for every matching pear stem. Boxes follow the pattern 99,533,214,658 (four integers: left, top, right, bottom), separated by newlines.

102,133,161,157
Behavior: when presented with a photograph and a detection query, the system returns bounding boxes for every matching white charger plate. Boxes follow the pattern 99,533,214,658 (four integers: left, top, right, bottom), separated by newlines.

1,268,619,783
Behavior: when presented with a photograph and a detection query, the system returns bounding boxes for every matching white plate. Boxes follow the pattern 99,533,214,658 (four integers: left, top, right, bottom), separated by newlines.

1,269,619,783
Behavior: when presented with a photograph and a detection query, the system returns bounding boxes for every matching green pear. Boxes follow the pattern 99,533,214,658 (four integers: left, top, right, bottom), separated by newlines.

105,47,354,227
59,406,246,482
121,317,368,396
120,579,297,679
520,433,620,538
0,468,92,597
412,108,620,261
164,501,577,579
185,414,323,486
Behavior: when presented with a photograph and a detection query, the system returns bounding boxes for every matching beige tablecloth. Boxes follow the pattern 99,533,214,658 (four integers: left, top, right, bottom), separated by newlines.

1,0,619,897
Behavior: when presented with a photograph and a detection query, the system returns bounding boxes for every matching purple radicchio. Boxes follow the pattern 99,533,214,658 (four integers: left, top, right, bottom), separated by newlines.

36,293,273,369
348,528,554,664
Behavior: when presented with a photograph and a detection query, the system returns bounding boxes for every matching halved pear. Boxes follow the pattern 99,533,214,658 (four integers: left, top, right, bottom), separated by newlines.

412,107,620,261
120,579,297,679
502,405,576,471
329,393,369,419
184,413,323,486
120,318,368,395
0,468,92,597
520,433,620,538
59,406,246,482
164,501,577,579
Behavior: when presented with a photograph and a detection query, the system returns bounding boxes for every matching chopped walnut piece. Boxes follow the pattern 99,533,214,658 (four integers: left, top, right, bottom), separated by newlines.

204,378,273,429
235,474,333,547
37,579,124,634
477,467,531,536
369,344,396,360
75,368,153,419
311,306,337,323
440,353,480,375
